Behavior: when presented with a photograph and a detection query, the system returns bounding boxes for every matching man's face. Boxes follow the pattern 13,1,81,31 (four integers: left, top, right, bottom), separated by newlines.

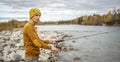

32,13,41,23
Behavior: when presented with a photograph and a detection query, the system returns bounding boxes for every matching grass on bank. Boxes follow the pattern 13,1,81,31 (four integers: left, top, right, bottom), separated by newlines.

0,20,27,31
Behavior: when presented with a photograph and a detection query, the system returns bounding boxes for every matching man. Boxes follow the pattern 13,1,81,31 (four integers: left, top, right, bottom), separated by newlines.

23,8,58,62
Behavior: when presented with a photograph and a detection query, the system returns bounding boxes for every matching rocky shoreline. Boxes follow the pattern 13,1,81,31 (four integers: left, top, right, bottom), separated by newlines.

0,29,78,62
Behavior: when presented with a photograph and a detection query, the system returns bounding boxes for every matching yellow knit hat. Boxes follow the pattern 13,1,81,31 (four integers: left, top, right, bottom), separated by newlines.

29,8,41,19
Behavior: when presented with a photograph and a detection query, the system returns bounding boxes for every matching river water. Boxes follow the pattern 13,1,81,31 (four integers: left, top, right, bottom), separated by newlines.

36,25,120,62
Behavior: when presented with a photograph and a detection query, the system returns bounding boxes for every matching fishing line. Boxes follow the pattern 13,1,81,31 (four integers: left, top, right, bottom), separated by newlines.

57,30,120,42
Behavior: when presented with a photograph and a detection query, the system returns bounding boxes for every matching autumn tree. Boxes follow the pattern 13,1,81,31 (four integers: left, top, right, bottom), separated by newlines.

81,15,88,25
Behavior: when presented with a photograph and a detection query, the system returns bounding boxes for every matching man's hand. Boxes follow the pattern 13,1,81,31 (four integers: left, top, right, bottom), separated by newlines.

49,40,57,45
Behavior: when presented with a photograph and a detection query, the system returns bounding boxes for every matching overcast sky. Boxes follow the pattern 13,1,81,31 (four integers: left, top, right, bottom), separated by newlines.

0,0,120,22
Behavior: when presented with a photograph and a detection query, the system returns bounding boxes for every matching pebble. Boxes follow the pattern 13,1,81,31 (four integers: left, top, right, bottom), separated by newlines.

73,56,81,61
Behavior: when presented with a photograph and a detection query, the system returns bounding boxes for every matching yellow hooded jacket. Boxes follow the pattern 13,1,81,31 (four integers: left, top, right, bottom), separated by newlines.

23,22,51,58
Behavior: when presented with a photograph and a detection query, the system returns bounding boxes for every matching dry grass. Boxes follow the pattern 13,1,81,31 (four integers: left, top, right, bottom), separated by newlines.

0,20,27,31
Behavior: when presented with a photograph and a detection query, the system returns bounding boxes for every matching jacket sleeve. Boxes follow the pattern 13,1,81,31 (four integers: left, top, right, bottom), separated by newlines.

25,26,51,49
43,40,50,44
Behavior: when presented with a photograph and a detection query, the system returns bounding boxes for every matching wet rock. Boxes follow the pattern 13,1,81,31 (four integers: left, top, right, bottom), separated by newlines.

9,51,22,61
1,43,7,47
73,56,80,61
0,47,4,52
0,39,4,43
3,36,10,41
15,50,25,59
0,36,5,43
13,54,21,60
48,57,56,62
74,48,79,51
4,45,11,52
40,53,50,61
9,51,16,61
3,54,11,62
53,57,59,61
61,47,69,51
72,41,76,43
56,42,65,49
0,53,3,61
0,30,72,62
0,60,3,62
69,47,74,51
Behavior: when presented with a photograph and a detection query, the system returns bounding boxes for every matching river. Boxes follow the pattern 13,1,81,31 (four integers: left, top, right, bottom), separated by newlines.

36,25,120,62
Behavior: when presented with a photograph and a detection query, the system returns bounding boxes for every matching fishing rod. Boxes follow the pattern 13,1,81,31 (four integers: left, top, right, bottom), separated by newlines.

56,30,119,42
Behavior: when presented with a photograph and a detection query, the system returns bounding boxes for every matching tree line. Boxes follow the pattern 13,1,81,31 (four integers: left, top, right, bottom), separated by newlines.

42,8,120,26
0,20,27,31
0,8,120,31
71,8,120,25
